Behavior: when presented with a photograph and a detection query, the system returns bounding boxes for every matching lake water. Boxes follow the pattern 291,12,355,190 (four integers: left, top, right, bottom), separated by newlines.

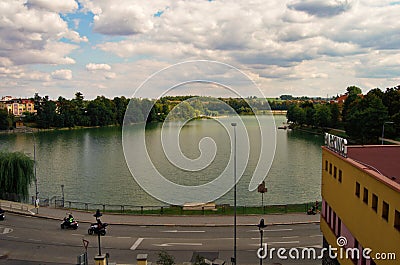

0,115,323,206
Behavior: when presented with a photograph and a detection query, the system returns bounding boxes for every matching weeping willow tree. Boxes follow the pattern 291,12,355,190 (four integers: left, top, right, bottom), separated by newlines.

0,151,34,201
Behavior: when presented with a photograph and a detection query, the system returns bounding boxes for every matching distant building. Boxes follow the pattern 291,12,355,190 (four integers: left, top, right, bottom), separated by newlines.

0,97,36,116
321,134,400,265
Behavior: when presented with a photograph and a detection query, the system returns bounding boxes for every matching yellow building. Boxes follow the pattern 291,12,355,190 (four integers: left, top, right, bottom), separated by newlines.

321,133,400,265
0,98,36,116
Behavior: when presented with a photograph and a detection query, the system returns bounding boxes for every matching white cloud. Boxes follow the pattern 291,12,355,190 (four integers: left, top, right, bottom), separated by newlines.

26,0,78,13
51,69,72,80
86,63,112,71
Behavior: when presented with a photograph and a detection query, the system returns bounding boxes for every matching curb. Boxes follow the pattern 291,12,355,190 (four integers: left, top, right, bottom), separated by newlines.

6,211,320,227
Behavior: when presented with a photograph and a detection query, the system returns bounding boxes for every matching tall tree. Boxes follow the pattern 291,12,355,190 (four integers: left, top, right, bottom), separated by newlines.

36,96,56,129
0,109,12,130
345,93,388,144
0,151,34,201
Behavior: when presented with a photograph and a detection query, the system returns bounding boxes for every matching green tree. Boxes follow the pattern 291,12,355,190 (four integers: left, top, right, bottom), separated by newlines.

329,103,340,128
314,104,332,128
342,86,362,123
345,93,388,144
36,96,56,129
0,151,34,201
156,251,175,265
0,109,12,130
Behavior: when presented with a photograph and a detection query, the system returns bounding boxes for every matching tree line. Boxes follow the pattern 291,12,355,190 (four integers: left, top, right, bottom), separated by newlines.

287,85,400,144
1,93,291,129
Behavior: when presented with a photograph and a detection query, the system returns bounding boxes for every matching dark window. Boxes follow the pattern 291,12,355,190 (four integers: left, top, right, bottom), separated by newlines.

324,201,327,219
395,210,400,231
333,166,337,178
355,182,360,198
382,201,389,221
329,163,332,174
372,194,378,212
332,211,336,233
371,259,376,265
325,160,328,171
363,188,368,204
338,170,342,183
337,218,341,236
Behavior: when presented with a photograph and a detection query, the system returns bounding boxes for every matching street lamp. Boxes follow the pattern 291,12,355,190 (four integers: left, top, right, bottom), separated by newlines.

231,122,237,265
94,209,103,256
25,130,38,214
382,121,394,145
61,185,64,207
257,218,267,265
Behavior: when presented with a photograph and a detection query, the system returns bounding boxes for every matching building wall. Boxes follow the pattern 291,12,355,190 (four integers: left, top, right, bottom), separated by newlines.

321,147,400,265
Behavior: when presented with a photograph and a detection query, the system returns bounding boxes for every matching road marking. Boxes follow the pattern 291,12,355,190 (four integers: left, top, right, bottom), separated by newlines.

162,230,205,233
0,227,13,234
28,238,42,242
117,236,132,239
283,236,299,239
6,235,18,239
130,238,144,250
309,234,322,238
153,243,203,247
269,241,299,244
72,233,84,236
249,228,293,232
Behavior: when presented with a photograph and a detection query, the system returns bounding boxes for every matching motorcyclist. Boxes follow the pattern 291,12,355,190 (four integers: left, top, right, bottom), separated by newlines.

66,213,74,224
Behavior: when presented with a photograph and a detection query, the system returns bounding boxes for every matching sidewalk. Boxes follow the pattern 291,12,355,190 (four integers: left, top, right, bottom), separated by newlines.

1,200,320,227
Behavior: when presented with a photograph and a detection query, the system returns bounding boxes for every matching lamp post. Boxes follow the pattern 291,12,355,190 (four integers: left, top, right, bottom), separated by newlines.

257,218,267,265
382,121,394,145
25,130,38,214
61,185,64,208
231,122,237,265
94,209,103,256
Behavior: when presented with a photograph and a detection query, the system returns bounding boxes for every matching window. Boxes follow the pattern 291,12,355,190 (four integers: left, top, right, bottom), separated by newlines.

333,166,337,178
355,182,360,198
395,210,400,231
325,160,328,171
372,194,378,212
338,170,342,183
363,188,368,204
329,163,332,174
337,218,341,236
382,201,389,221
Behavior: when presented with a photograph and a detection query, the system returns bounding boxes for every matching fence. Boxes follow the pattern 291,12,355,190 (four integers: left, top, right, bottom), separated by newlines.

50,199,320,216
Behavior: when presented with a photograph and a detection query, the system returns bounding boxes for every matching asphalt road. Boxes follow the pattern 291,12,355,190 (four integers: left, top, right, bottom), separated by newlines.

0,213,322,264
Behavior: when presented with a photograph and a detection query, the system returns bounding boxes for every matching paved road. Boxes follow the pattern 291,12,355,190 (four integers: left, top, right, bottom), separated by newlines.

0,213,322,265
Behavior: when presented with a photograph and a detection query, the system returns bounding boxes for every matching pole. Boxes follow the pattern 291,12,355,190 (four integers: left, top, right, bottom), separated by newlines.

98,232,101,256
61,185,64,207
382,123,385,145
259,229,263,265
231,122,237,265
382,122,394,145
32,132,38,214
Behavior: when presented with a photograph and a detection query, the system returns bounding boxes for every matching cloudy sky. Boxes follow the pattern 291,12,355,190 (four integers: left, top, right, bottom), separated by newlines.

0,0,399,99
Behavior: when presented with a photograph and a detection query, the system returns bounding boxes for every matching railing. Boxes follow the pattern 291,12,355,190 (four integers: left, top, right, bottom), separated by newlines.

51,200,320,216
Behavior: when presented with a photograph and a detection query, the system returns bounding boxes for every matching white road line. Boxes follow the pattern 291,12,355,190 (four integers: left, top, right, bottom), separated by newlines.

162,230,205,233
283,236,299,239
269,241,299,244
249,228,293,232
117,236,132,239
309,234,322,237
71,233,84,236
6,235,19,239
153,243,203,247
130,238,144,250
28,238,42,242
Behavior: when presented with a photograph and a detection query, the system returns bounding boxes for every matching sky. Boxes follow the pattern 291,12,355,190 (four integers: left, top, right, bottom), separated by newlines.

0,0,399,99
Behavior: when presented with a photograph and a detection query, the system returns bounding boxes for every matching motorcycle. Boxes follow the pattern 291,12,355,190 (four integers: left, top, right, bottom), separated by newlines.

88,222,108,236
0,212,4,221
60,218,79,229
307,206,317,215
